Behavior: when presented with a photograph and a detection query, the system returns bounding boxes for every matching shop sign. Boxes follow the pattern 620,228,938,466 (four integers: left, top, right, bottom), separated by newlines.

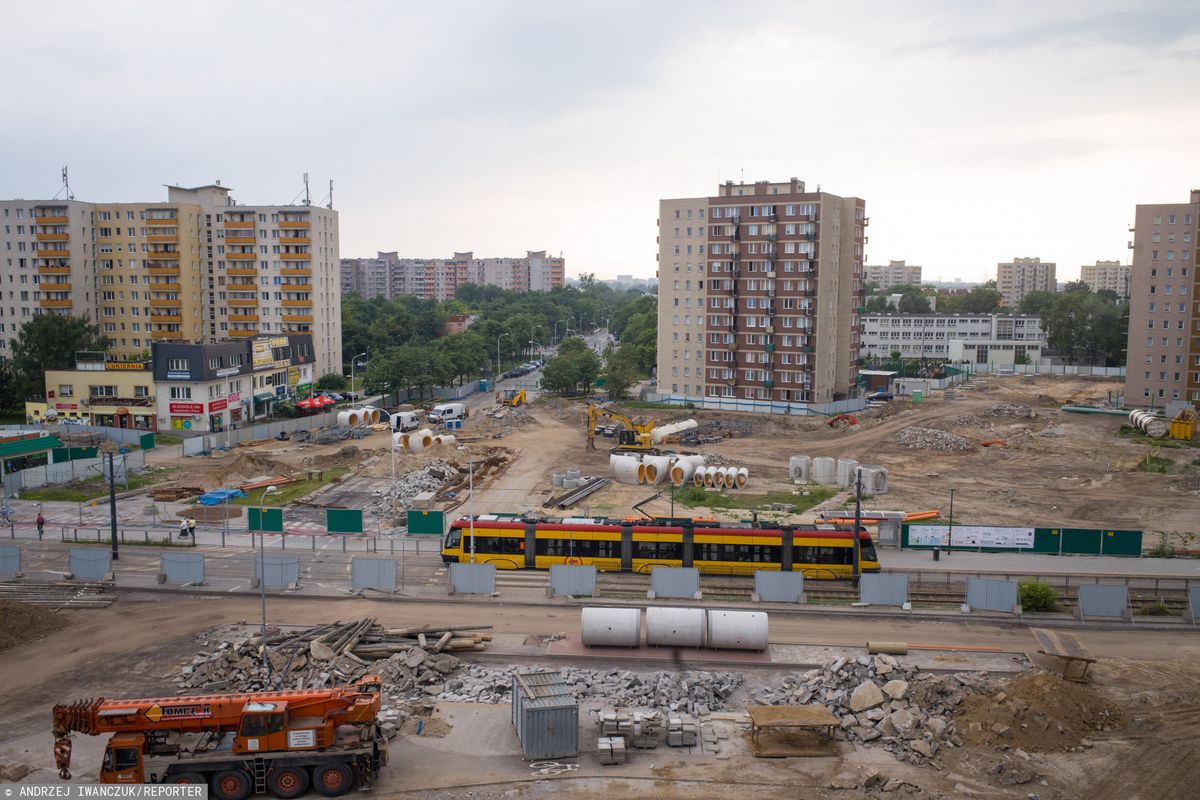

169,402,203,414
166,370,191,380
209,398,228,413
105,362,146,370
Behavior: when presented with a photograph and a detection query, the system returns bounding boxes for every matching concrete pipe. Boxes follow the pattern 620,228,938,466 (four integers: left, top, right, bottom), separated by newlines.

435,434,456,448
609,455,641,485
407,428,434,453
706,609,768,651
392,432,407,452
361,408,380,426
702,466,720,487
581,607,641,648
1129,409,1169,438
867,641,909,655
670,455,705,486
789,455,811,483
650,419,699,444
552,473,565,487
734,467,748,489
812,456,836,486
836,458,860,488
692,469,706,488
337,410,360,428
646,607,706,648
642,455,672,485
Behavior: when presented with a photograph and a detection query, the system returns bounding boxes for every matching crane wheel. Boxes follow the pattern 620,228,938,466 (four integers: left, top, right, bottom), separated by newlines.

211,769,252,800
313,763,353,797
166,773,206,785
268,766,310,799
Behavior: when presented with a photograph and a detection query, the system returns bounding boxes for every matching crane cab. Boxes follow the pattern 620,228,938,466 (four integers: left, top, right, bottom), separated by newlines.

234,702,290,754
100,733,145,783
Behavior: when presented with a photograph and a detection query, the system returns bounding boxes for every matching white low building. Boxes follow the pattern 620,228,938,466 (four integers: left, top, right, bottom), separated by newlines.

862,313,1045,365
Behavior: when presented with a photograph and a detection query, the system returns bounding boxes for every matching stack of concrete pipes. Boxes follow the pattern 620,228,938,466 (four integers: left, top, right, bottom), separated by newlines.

608,453,750,489
580,606,768,651
691,465,748,490
337,407,383,428
789,454,888,494
393,428,457,453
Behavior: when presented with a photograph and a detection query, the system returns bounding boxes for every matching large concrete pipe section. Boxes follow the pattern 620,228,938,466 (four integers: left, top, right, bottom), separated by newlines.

670,455,705,486
359,408,381,426
581,607,641,648
392,432,408,452
812,456,836,485
836,458,860,488
1129,409,1168,438
407,428,434,453
643,455,672,484
433,434,457,448
650,419,699,445
337,410,361,428
706,609,768,651
789,455,811,483
715,467,734,489
692,468,706,488
609,454,641,485
645,607,705,648
702,466,720,487
734,467,749,489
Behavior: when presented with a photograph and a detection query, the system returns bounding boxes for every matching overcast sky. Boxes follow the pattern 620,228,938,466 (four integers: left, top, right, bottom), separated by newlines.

2,1,1198,283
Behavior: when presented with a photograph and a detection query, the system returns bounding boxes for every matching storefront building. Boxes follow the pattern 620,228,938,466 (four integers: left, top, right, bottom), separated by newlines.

30,355,158,430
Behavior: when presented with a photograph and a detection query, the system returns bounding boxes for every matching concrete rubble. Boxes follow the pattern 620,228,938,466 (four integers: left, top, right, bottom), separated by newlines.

364,461,461,515
896,426,975,451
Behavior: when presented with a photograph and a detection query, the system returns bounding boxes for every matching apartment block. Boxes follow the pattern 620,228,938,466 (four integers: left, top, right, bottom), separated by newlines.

340,250,564,302
1079,260,1131,300
865,259,922,289
657,178,866,405
1125,190,1200,408
997,257,1056,308
0,183,342,378
861,313,1044,364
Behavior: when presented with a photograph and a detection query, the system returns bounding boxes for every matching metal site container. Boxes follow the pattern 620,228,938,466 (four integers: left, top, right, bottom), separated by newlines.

512,671,578,760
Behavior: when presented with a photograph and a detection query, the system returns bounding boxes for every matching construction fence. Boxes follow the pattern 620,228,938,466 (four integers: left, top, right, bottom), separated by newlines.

640,394,866,418
901,524,1143,556
3,450,146,497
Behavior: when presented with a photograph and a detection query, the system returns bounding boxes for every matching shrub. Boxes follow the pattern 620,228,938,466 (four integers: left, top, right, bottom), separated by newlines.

1137,453,1172,473
1135,599,1174,616
1018,580,1059,612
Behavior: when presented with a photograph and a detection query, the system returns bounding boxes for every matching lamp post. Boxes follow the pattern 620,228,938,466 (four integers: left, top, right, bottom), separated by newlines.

456,445,475,562
257,484,278,685
852,469,863,586
554,319,569,345
496,332,510,380
350,352,368,400
947,488,955,558
530,325,543,358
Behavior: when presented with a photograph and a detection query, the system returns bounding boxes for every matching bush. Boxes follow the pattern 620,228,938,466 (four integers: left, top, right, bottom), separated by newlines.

317,373,348,391
1018,580,1059,612
1138,453,1172,473
1135,599,1174,616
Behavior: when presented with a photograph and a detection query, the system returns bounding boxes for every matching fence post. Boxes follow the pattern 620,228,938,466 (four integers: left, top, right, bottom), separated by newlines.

282,533,286,551
311,535,316,552
342,537,346,553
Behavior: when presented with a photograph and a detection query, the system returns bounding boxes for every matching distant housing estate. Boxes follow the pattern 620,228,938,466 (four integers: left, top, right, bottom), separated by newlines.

1079,260,1131,300
862,312,1045,367
997,257,1056,308
864,260,922,289
340,250,564,302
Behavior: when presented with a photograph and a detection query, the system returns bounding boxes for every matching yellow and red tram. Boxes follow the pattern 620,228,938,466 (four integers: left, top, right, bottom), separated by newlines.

441,514,880,579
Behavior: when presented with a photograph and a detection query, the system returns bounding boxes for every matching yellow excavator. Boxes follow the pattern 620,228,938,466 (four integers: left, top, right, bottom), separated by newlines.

497,388,526,407
586,403,656,453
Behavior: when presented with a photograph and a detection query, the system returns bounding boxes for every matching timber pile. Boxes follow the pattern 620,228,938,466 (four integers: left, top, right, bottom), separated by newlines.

149,487,203,501
179,618,491,694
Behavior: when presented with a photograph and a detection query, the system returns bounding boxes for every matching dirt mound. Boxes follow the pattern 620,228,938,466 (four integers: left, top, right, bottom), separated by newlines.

956,671,1124,751
0,600,71,652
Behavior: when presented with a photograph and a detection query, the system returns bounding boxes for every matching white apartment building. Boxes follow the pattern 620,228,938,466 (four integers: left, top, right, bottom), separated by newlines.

997,257,1056,308
862,313,1044,365
1079,260,1131,300
865,260,922,289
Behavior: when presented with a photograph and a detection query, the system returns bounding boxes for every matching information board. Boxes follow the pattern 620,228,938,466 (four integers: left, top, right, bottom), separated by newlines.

908,525,1034,549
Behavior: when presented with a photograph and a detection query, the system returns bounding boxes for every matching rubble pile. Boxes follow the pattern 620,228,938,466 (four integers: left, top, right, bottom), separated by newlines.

749,655,997,763
178,619,489,694
896,426,975,451
485,406,535,425
987,404,1036,418
365,461,460,514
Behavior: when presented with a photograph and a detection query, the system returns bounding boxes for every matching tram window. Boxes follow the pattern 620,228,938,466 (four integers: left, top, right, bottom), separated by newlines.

860,542,878,561
444,530,461,549
479,536,522,555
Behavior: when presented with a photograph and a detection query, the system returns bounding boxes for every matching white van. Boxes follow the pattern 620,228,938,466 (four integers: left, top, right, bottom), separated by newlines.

428,402,468,424
390,411,420,432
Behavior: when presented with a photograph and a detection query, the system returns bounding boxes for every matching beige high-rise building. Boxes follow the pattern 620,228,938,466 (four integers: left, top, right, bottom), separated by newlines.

865,260,922,289
997,257,1056,308
0,184,342,377
657,178,866,406
1079,260,1131,300
340,250,565,301
1125,190,1200,408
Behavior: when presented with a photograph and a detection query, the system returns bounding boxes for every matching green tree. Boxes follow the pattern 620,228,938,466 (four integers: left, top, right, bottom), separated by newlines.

574,348,602,391
897,293,931,313
540,354,579,394
1018,290,1058,316
317,373,348,390
9,314,110,402
864,295,891,313
558,335,589,356
603,345,641,400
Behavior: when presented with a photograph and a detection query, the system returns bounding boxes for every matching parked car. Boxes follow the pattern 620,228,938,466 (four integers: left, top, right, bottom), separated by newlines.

867,390,894,401
428,402,468,424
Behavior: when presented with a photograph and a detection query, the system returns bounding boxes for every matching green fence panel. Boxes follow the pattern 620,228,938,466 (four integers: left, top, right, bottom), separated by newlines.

248,507,284,532
140,432,156,450
51,448,69,464
1062,528,1102,554
1101,529,1143,556
51,447,100,463
326,508,363,534
1033,528,1061,553
406,509,445,536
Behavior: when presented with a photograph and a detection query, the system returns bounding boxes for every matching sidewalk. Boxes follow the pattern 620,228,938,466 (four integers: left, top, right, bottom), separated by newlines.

881,547,1200,577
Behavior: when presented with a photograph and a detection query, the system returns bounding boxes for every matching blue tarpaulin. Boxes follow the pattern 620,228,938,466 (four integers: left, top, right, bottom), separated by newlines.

198,488,247,506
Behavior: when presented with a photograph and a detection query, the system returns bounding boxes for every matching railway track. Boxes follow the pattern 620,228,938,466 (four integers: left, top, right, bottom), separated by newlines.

0,580,115,608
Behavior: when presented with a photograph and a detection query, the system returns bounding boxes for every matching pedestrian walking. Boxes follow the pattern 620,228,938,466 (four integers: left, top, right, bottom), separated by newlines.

179,518,190,538
36,511,45,539
187,517,197,538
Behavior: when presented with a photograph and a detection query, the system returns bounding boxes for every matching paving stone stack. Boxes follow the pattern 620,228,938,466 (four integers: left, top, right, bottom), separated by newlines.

750,655,996,764
631,711,662,748
666,714,699,747
597,736,627,765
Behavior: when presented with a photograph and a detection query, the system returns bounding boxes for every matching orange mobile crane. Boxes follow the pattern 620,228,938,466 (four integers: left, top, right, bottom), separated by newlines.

51,675,388,800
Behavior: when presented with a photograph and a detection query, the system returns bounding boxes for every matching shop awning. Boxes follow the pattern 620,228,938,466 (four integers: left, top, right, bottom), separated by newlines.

0,435,64,459
253,392,275,402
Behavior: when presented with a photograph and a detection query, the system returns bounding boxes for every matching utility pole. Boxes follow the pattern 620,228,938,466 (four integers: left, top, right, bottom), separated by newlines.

947,488,955,557
107,452,119,561
852,468,863,586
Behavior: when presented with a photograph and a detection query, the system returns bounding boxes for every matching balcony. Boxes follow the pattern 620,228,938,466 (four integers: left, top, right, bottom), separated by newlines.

282,314,313,323
228,328,260,337
148,250,180,259
40,298,73,308
34,215,68,224
225,236,255,245
151,312,182,322
39,281,71,291
227,266,257,276
280,252,310,261
36,232,69,242
228,297,258,306
229,314,260,323
279,236,311,245
278,220,310,229
151,282,181,291
145,216,178,227
147,234,178,243
223,218,255,229
39,249,71,259
152,297,183,307
152,329,181,339
149,265,181,276
281,298,311,308
227,252,257,261
38,264,72,274
280,267,311,277
282,283,313,292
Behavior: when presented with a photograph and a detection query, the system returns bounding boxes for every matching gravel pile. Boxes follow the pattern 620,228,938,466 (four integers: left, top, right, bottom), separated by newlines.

988,404,1036,418
896,426,975,451
750,655,997,763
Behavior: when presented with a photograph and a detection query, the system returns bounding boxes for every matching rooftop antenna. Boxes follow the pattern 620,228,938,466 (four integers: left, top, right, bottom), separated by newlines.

53,166,74,201
319,179,334,209
304,172,311,206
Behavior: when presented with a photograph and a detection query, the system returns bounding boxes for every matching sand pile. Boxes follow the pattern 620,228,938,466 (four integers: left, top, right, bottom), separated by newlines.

956,671,1124,751
0,600,71,651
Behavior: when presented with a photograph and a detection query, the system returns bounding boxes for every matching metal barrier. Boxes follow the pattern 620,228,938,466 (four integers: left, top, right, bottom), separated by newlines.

965,577,1020,614
254,555,300,588
0,545,20,578
351,557,397,592
68,548,113,581
449,562,496,595
1189,587,1200,626
859,573,909,607
160,552,205,585
548,564,597,597
753,571,805,603
649,566,701,600
1077,584,1130,621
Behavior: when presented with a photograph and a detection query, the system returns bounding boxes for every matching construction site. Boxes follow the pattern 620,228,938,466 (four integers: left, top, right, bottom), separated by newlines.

1,373,1199,800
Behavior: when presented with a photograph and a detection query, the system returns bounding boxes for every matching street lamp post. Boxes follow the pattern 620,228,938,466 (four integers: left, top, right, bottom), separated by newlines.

257,484,278,686
553,319,568,345
350,352,368,400
496,332,510,380
457,445,475,562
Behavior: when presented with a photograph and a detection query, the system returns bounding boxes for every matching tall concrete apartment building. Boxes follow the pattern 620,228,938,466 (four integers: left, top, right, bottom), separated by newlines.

1079,259,1131,300
0,184,342,377
865,260,922,289
340,250,565,302
657,178,866,405
997,257,1056,308
1125,190,1199,408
